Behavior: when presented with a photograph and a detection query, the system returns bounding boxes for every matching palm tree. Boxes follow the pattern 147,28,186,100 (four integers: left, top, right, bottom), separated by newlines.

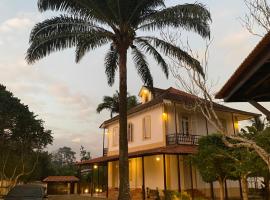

26,1,211,199
96,91,138,118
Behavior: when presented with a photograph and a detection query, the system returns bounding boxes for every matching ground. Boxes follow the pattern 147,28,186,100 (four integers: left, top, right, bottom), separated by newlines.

48,195,106,200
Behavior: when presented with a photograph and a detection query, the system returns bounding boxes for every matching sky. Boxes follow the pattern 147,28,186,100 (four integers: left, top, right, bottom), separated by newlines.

0,0,268,159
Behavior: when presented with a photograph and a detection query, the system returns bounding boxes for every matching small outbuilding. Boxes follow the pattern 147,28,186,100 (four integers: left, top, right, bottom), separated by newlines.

43,176,79,195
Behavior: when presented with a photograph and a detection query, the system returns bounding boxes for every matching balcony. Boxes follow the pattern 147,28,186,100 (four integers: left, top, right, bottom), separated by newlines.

166,133,201,145
103,148,108,156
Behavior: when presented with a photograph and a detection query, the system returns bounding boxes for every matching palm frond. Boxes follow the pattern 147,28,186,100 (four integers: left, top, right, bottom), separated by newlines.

26,29,110,64
139,3,211,38
104,46,119,86
131,47,153,88
135,38,168,78
38,0,118,27
139,36,204,77
29,15,113,43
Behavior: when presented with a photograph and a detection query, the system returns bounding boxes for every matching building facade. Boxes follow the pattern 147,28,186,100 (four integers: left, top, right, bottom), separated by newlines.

78,86,258,199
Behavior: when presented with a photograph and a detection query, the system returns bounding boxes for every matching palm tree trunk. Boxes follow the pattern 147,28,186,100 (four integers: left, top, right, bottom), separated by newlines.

264,176,270,200
118,48,130,200
241,175,249,200
218,178,225,200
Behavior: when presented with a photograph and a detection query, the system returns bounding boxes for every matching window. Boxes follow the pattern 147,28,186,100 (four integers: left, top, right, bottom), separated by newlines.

220,119,227,133
128,123,133,142
112,126,119,146
182,116,190,135
142,116,151,139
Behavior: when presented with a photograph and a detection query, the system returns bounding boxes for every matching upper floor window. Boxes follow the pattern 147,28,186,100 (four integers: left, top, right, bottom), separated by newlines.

142,115,151,139
112,126,119,146
220,119,227,133
128,123,133,143
182,116,190,135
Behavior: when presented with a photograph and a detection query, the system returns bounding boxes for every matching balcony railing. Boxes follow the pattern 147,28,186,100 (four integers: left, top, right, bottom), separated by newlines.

103,148,108,156
166,133,201,145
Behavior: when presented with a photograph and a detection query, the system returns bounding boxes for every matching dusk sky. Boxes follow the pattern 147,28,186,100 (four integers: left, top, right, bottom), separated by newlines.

0,1,268,158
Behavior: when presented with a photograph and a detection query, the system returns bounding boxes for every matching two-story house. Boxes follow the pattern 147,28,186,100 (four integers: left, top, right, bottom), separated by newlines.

78,86,259,199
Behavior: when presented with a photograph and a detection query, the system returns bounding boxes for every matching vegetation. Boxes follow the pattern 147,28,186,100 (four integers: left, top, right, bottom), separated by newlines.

26,1,211,199
97,91,138,118
0,84,53,190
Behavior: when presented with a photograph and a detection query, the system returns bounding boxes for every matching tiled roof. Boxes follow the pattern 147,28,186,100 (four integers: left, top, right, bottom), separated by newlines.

216,31,270,99
101,86,259,127
43,176,79,182
76,145,197,165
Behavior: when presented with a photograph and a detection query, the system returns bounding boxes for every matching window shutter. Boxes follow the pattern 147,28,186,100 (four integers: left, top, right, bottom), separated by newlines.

143,116,151,139
128,123,133,142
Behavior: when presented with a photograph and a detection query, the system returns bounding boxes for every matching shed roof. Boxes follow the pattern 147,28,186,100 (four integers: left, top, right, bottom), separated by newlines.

43,176,79,182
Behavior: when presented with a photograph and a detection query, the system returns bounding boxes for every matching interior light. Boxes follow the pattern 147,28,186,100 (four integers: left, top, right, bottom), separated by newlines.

162,113,168,121
95,188,99,193
99,189,102,192
93,165,98,169
156,157,160,161
84,189,89,193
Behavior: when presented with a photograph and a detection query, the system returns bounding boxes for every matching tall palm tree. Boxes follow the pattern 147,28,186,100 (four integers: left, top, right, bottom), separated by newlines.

26,1,211,199
97,91,138,118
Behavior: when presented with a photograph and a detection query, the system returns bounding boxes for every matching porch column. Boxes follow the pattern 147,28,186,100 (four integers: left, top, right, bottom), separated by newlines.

91,165,94,197
67,182,71,195
174,102,178,141
163,154,167,191
142,156,145,200
106,163,109,198
231,113,236,135
239,179,243,199
177,155,181,192
225,179,228,200
189,161,194,200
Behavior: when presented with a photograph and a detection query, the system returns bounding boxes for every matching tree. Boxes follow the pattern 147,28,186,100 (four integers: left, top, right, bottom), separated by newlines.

97,91,138,118
26,1,211,198
0,84,53,190
80,145,91,161
192,134,234,200
51,146,77,176
242,0,270,37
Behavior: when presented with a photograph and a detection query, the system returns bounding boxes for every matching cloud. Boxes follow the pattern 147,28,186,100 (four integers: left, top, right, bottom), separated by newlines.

218,30,251,48
71,137,81,143
0,17,33,32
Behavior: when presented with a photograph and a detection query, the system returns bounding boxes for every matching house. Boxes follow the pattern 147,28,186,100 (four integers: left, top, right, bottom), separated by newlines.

77,86,259,200
216,32,270,120
43,176,79,195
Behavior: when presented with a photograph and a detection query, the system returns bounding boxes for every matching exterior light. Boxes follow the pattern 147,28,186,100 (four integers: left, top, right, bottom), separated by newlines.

234,121,239,131
99,189,103,192
93,165,98,169
162,113,168,121
84,189,89,193
143,89,148,95
95,188,99,193
156,157,160,161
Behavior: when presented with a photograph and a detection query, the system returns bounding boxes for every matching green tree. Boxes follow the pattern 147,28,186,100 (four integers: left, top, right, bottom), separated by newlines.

192,134,234,200
80,145,91,161
97,91,138,118
0,84,53,189
51,146,77,176
26,1,211,198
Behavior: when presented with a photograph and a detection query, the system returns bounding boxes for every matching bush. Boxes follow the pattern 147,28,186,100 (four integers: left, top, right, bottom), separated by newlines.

163,190,191,200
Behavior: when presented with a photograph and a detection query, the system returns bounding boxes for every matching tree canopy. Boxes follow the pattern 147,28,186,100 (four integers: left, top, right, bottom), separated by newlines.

0,84,53,186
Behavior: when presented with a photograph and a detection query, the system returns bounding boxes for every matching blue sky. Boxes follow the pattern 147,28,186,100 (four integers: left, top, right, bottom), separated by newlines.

0,1,267,158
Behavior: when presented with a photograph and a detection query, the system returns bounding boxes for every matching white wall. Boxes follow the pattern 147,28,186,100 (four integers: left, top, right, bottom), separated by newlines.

107,105,164,155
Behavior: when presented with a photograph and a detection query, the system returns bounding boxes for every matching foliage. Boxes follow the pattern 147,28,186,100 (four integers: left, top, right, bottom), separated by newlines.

51,146,77,176
192,134,233,183
80,145,91,161
96,91,138,118
0,84,53,185
163,190,191,200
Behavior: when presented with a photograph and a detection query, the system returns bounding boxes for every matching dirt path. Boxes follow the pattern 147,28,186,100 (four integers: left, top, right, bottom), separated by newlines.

48,195,106,200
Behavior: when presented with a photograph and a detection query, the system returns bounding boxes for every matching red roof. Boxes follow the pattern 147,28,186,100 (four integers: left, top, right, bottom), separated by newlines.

77,145,197,165
101,86,259,127
43,176,79,182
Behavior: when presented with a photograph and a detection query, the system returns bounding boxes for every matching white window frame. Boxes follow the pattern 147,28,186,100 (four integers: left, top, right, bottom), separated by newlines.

112,126,119,146
127,123,133,143
142,115,151,139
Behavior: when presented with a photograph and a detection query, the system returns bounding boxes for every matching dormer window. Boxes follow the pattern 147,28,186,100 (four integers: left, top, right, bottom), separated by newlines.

139,87,153,104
